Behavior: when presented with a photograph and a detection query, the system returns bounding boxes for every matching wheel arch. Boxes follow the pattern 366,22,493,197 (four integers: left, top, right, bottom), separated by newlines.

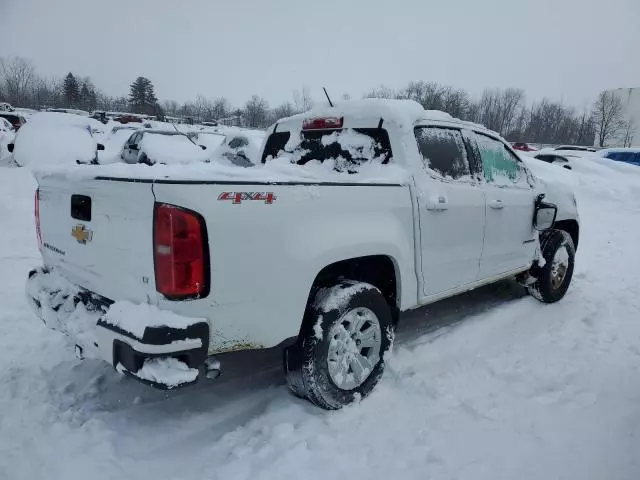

554,219,579,250
301,255,401,333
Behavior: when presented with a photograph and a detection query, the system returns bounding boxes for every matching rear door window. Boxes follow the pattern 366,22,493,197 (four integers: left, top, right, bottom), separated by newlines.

414,127,471,180
262,128,392,173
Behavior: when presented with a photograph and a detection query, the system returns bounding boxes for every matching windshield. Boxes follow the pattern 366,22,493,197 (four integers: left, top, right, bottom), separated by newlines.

262,127,392,172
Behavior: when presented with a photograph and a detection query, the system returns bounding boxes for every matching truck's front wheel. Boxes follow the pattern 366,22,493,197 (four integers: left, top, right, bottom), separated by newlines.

285,281,393,410
527,229,576,303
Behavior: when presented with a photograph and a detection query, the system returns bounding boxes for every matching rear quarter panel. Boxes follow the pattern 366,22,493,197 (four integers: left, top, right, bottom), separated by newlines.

152,182,417,352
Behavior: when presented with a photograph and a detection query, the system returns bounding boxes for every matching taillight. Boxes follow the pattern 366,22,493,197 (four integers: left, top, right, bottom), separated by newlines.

34,188,42,249
153,203,209,299
302,116,343,130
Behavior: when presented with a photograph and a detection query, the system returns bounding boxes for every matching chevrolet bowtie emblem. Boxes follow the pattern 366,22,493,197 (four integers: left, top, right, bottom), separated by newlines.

71,224,93,244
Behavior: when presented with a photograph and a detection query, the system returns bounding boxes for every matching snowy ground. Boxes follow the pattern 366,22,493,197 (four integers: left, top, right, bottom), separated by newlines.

2,158,640,479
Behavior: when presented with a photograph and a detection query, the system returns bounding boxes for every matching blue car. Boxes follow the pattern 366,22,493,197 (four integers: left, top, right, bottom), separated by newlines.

601,148,640,166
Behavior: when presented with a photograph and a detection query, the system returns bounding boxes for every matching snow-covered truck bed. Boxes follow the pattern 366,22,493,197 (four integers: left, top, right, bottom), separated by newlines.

26,99,580,408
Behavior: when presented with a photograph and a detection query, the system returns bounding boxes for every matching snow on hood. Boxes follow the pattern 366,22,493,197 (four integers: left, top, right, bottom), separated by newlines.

139,133,210,165
12,112,102,167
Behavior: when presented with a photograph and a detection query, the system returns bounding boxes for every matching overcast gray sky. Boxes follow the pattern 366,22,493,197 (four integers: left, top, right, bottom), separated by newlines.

1,0,638,109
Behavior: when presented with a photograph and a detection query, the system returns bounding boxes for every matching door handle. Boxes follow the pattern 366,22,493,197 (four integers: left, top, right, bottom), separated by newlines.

426,195,448,211
489,199,504,209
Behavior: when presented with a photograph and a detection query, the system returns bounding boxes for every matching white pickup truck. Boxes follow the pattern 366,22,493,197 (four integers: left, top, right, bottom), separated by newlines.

26,100,579,409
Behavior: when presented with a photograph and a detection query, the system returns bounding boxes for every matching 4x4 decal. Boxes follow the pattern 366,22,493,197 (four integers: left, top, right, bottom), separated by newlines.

218,192,277,204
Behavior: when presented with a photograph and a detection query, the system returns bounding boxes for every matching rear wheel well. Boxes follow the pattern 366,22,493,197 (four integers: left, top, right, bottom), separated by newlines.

554,219,579,249
305,255,399,326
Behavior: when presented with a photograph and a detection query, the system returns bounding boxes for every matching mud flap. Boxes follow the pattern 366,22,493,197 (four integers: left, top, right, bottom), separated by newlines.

283,342,305,398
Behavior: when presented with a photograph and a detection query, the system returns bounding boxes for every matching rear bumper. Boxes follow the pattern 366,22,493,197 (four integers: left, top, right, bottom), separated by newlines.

26,266,210,389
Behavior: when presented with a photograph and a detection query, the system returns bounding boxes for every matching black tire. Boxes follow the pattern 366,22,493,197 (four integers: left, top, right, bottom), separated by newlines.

527,229,575,303
284,280,393,410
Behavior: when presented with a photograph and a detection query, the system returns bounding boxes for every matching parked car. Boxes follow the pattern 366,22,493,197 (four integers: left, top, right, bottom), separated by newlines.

120,129,209,165
554,145,598,153
512,142,537,152
0,102,15,112
114,114,143,124
533,153,572,170
26,99,579,410
599,148,640,166
0,112,27,131
0,117,15,133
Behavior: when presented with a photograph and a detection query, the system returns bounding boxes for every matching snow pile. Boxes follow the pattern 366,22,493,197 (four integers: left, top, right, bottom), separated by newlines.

12,112,103,167
102,301,205,339
139,133,210,165
127,357,198,388
24,268,103,359
34,151,413,185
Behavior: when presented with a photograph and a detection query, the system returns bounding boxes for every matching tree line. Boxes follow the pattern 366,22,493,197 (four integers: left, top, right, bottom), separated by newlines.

0,56,634,147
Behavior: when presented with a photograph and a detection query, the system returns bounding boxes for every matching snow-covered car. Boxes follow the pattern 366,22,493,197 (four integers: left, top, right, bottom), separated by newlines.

0,112,27,131
531,152,573,170
188,130,264,167
120,129,209,165
599,147,640,166
553,145,598,153
0,117,16,163
97,126,143,164
12,112,105,167
26,99,580,409
0,101,14,112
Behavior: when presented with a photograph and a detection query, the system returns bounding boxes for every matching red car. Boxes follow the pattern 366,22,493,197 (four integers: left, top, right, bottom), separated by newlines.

511,142,537,152
114,115,143,124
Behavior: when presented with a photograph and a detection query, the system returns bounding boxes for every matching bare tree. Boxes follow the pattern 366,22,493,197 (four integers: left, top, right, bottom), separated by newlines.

244,95,269,128
593,90,625,147
270,101,295,123
0,56,35,106
621,119,636,147
293,87,314,112
211,97,230,120
364,85,396,99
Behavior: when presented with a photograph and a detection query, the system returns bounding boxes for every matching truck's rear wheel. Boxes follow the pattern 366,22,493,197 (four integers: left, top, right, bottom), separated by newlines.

527,229,575,303
284,281,393,410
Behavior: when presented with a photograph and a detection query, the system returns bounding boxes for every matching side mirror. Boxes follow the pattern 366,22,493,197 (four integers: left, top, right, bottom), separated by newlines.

200,144,207,150
96,143,105,151
7,143,14,153
534,196,558,231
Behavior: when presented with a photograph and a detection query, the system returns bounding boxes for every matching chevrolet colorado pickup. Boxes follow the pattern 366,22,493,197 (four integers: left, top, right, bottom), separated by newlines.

26,100,579,409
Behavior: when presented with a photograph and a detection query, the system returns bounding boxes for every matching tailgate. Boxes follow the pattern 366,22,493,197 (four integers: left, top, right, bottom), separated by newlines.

37,174,157,303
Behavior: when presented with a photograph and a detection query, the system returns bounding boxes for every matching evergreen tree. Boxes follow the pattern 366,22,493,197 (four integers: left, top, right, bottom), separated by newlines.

129,76,157,115
80,82,91,110
63,72,80,108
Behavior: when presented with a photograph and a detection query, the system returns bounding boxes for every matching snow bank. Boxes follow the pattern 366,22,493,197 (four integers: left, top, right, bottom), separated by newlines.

139,133,210,165
102,301,206,339
12,112,103,167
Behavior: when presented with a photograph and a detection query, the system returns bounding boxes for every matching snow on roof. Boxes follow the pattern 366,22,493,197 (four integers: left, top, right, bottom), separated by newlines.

139,132,210,165
275,98,496,135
